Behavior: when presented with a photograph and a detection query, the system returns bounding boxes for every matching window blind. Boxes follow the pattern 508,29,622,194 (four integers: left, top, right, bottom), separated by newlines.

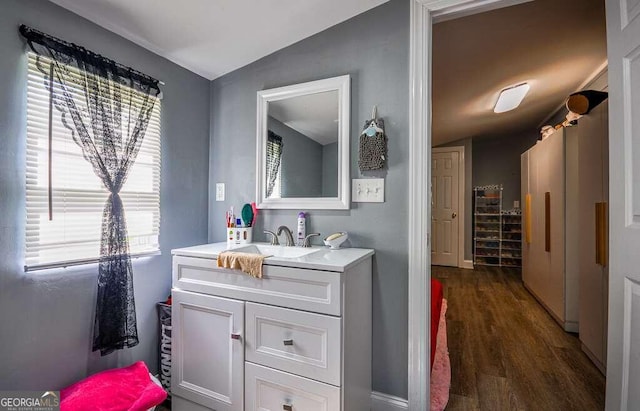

25,53,162,271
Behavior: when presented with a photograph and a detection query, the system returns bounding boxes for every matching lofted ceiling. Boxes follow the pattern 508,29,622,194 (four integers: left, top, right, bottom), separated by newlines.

47,0,388,80
269,91,339,146
432,0,607,146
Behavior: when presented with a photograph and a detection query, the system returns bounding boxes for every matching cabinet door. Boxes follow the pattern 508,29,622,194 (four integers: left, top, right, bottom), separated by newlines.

172,290,244,411
522,150,531,282
526,143,547,298
532,131,566,322
564,126,581,328
545,129,566,323
578,101,609,370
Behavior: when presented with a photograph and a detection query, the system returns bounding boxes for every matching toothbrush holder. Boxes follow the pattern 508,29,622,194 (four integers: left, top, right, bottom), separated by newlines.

227,227,253,247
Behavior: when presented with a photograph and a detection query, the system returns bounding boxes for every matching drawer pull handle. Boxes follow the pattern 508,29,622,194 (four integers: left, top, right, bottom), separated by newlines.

230,332,241,340
283,339,294,346
283,404,293,411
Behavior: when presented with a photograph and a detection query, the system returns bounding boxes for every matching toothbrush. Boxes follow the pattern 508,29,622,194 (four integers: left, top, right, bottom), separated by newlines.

251,202,258,227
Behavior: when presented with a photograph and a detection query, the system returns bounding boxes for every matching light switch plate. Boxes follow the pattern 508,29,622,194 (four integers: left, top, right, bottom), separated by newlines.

352,178,384,202
216,183,225,201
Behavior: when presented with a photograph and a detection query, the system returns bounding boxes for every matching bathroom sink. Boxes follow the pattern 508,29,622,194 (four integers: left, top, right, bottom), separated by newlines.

231,244,320,259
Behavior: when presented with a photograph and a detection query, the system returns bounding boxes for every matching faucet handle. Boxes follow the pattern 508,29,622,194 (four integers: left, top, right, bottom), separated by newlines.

302,233,321,248
264,230,279,245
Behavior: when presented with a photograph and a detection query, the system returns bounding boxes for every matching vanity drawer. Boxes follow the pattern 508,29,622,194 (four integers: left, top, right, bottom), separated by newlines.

245,302,341,386
173,256,342,315
245,362,340,411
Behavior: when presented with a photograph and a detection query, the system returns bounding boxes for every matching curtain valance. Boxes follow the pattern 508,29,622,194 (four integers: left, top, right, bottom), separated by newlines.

19,25,161,97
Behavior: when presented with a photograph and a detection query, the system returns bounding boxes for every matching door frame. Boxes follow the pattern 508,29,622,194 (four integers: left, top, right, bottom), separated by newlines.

408,0,563,408
432,146,467,268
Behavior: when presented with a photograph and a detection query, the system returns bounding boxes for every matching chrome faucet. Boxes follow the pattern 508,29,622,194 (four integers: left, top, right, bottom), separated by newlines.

277,226,295,246
263,230,279,245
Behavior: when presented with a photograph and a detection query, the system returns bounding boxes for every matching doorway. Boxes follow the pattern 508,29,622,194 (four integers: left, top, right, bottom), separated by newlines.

407,0,626,409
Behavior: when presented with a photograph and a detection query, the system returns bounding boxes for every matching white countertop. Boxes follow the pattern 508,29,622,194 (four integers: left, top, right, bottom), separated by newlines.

171,242,374,272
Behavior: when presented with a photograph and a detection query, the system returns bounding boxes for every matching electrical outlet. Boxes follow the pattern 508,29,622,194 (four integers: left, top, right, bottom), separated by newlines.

352,178,384,202
216,183,225,201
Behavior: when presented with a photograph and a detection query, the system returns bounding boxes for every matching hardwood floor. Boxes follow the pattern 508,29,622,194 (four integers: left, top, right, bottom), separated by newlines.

432,265,605,411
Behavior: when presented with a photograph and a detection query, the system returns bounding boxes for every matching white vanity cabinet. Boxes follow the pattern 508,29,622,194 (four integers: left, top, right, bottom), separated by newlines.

170,243,373,411
171,291,244,411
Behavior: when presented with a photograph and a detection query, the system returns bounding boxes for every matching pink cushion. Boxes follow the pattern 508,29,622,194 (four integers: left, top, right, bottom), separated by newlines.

61,361,167,411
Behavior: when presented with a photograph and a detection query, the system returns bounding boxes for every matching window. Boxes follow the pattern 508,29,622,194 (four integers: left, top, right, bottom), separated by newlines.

268,146,282,199
265,131,283,198
25,53,161,270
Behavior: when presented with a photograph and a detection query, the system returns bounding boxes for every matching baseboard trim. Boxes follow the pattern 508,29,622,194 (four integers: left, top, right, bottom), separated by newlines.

564,321,579,333
461,259,474,270
581,342,607,375
523,282,578,332
371,391,409,411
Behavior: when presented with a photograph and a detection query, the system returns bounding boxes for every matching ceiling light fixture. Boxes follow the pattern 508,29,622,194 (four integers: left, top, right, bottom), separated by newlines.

494,83,530,113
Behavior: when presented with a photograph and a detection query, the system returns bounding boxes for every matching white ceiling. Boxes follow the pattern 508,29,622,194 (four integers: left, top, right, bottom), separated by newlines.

48,0,388,80
432,0,607,146
269,91,339,146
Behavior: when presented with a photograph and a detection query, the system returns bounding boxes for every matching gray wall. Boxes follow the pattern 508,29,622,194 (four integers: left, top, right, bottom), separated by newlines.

472,131,539,210
436,138,473,261
322,142,339,196
268,117,323,197
0,0,210,389
209,0,409,397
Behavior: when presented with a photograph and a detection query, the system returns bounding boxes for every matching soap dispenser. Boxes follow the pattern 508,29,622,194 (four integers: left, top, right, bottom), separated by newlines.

297,212,306,246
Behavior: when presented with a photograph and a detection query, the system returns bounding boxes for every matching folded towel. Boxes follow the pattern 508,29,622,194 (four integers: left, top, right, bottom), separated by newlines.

217,251,266,278
60,361,167,411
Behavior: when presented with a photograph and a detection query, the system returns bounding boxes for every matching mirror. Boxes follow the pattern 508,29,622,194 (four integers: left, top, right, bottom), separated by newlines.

256,75,350,209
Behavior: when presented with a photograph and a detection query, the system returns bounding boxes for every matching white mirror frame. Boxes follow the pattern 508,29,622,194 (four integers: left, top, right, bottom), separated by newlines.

256,75,351,210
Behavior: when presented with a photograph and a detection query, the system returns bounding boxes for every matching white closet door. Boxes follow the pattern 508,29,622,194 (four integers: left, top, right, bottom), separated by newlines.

578,101,609,371
521,151,532,285
565,126,581,330
539,130,566,323
528,141,548,303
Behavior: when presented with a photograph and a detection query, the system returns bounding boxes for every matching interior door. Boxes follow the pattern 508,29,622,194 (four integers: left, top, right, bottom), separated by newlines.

172,290,244,411
431,150,460,266
605,1,640,409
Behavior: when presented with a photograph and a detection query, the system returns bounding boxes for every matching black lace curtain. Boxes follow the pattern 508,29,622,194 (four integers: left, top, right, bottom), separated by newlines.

266,131,283,198
20,25,161,356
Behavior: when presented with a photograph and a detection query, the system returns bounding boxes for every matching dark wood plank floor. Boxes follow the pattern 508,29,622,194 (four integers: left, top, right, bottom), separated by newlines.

432,265,605,411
